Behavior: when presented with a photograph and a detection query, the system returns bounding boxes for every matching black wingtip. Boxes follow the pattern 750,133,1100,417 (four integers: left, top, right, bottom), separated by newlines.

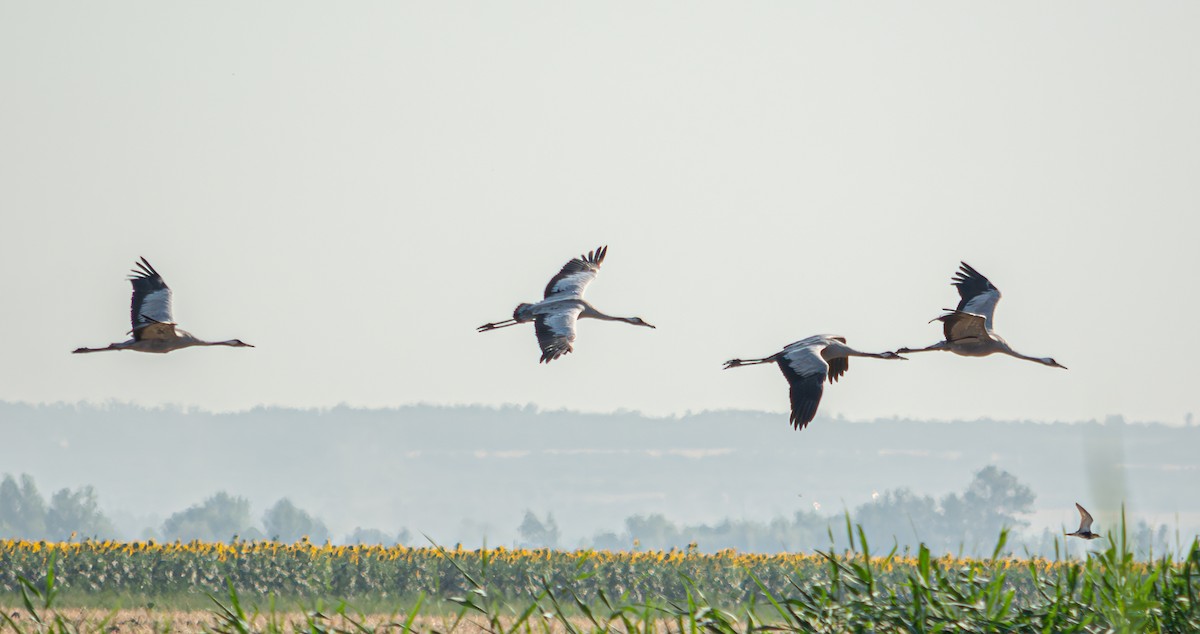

130,257,161,280
789,408,816,430
951,263,994,287
586,245,608,266
539,347,573,364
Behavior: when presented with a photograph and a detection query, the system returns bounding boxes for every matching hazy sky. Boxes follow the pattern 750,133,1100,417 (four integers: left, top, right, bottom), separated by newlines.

2,2,1198,424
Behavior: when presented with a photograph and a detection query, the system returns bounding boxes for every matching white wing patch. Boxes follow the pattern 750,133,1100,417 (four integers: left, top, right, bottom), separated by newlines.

534,305,583,363
138,288,175,325
543,247,606,299
781,334,828,353
781,343,829,379
542,310,578,341
546,271,598,299
961,289,1001,330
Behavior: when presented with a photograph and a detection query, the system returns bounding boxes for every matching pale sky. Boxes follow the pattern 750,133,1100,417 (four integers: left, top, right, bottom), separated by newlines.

2,2,1198,424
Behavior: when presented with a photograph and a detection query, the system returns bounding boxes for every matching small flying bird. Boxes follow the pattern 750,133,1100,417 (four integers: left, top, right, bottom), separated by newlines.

478,246,655,363
897,262,1067,369
73,257,254,354
1066,502,1101,540
723,335,906,430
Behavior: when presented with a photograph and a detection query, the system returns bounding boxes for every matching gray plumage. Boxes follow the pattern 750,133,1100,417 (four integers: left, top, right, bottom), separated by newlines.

1066,502,1101,540
478,246,655,363
723,335,906,430
73,257,254,354
897,262,1067,369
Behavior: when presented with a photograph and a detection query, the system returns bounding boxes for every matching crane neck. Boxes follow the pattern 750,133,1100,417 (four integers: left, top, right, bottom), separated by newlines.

1003,347,1053,366
580,303,624,322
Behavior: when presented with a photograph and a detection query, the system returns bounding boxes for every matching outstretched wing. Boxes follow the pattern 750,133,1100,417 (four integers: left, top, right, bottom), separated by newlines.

1075,503,1094,533
534,305,583,363
129,258,175,336
952,262,1001,329
776,343,829,430
544,246,606,299
936,311,991,345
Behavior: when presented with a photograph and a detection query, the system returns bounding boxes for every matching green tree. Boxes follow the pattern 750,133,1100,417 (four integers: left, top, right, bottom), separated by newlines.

162,492,253,542
45,486,115,540
263,498,330,543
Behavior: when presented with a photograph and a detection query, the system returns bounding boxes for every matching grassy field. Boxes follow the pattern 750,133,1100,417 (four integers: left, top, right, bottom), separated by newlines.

2,520,1198,632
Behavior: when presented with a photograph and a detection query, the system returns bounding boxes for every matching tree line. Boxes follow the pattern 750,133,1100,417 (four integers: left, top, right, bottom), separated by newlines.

0,475,112,541
506,466,1039,555
0,474,408,545
517,467,1182,558
1,469,1181,558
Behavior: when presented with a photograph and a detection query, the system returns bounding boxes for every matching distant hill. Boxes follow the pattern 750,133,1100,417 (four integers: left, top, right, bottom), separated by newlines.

0,401,1196,546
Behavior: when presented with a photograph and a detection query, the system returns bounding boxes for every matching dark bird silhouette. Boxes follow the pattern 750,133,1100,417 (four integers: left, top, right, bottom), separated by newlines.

1066,502,1102,540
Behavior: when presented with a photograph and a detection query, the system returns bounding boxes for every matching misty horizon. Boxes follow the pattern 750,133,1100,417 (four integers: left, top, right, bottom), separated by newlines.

2,400,1196,555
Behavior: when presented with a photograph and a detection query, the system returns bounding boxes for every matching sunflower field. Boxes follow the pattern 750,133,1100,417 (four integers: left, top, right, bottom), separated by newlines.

1,523,1198,632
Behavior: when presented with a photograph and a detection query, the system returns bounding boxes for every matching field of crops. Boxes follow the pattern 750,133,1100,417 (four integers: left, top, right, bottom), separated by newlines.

2,524,1198,632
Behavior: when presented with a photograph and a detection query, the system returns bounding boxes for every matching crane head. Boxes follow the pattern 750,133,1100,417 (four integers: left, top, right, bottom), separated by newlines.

627,317,656,329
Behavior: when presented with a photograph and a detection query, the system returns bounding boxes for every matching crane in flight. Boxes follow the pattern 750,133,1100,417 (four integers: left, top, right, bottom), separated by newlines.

897,262,1066,369
73,257,254,354
478,246,655,363
723,335,905,430
1066,503,1101,540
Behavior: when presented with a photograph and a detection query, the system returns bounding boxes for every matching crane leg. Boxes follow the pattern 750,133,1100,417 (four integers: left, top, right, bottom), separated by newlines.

895,342,945,354
72,343,121,354
478,319,520,332
722,357,773,369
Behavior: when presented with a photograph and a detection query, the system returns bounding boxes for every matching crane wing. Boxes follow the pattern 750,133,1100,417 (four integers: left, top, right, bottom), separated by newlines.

827,356,848,383
936,311,990,345
813,336,852,382
780,334,834,352
1075,503,1094,533
777,343,829,430
534,305,583,363
952,262,1001,329
544,246,606,299
129,258,175,336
